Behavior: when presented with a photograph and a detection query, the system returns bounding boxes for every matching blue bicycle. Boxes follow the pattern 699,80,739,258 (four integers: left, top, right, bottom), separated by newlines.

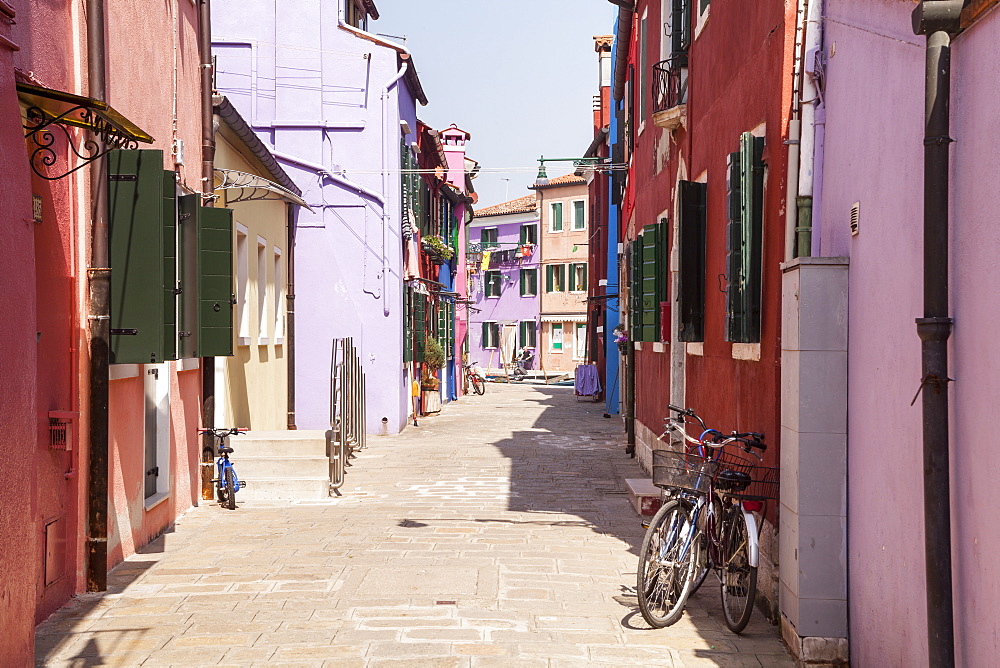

200,427,247,509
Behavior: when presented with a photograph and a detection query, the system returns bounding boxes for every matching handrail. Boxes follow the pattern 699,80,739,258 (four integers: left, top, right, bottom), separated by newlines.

652,57,689,115
328,336,367,493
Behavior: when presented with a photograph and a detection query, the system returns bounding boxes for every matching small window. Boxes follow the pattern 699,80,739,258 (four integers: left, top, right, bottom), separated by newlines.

519,223,537,245
570,263,588,292
519,320,537,349
520,268,537,296
550,202,563,232
273,248,284,343
236,226,250,345
257,237,268,344
482,321,500,349
485,270,502,298
545,264,565,292
550,323,563,350
573,200,586,230
480,227,498,245
574,323,587,360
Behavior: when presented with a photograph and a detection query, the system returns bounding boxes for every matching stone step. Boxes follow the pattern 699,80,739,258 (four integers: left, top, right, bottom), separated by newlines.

234,476,331,501
233,455,330,479
226,429,328,458
625,478,663,516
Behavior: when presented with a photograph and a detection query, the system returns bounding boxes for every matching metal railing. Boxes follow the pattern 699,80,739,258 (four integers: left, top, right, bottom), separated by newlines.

328,337,367,494
652,57,689,114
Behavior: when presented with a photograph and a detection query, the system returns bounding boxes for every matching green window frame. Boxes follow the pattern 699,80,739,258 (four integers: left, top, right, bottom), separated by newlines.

482,321,500,349
414,291,427,362
485,270,502,298
629,222,668,343
519,223,537,245
572,200,586,230
545,264,566,292
725,133,765,344
678,180,707,342
481,227,498,245
404,286,413,363
549,202,563,231
550,323,563,350
569,263,588,292
520,268,537,296
519,320,537,349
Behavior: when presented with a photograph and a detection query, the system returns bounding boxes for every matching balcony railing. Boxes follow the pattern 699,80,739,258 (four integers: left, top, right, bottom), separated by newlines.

652,57,688,115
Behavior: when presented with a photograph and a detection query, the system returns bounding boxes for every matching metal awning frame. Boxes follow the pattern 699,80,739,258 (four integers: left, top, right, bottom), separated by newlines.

214,169,312,211
17,82,154,181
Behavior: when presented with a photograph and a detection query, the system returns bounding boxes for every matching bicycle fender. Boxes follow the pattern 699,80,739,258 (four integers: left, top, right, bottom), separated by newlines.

742,507,759,567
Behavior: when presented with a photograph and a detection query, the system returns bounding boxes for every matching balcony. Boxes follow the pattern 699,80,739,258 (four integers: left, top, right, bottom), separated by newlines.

652,58,688,131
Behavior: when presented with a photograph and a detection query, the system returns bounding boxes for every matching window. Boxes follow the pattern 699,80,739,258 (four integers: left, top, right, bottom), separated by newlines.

574,323,587,360
519,223,537,245
545,264,566,292
520,268,537,296
345,0,369,30
550,323,563,351
273,248,284,343
640,11,649,123
236,225,250,345
678,180,707,342
485,270,502,298
257,237,268,344
570,263,588,292
480,227,498,245
519,320,536,349
549,202,563,232
696,0,710,36
671,0,692,58
572,200,586,230
482,321,500,349
630,221,668,343
725,132,765,344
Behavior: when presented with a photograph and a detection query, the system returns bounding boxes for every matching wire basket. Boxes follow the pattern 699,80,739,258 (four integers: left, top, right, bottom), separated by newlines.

714,450,779,501
652,450,720,493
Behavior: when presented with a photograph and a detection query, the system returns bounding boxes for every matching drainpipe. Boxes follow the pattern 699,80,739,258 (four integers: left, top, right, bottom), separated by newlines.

380,59,408,316
286,204,296,429
912,2,962,666
270,150,386,206
199,0,216,492
795,0,822,257
784,0,808,262
85,0,109,593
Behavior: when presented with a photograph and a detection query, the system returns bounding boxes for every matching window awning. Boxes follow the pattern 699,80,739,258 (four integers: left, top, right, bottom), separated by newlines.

17,82,154,180
214,169,312,211
540,314,588,323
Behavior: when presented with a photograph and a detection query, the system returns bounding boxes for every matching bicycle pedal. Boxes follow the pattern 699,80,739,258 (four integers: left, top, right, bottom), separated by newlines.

240,481,247,488
641,520,650,529
210,478,219,483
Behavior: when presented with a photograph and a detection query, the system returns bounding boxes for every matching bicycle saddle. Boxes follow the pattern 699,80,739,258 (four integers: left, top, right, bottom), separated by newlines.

716,469,751,492
219,446,234,454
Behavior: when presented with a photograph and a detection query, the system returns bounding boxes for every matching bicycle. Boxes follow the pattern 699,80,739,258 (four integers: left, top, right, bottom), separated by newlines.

464,362,485,395
199,427,247,510
636,405,777,633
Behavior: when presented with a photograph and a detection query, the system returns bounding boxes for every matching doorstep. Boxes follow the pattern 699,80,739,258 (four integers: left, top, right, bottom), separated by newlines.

625,478,662,516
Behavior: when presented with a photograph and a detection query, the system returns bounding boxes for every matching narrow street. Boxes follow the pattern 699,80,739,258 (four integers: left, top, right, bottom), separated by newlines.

35,384,792,667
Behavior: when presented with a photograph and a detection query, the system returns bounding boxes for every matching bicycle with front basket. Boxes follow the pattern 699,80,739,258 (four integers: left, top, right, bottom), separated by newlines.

199,427,247,510
636,405,778,632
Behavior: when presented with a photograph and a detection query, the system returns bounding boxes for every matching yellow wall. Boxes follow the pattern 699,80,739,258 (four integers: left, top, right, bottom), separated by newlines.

214,136,289,430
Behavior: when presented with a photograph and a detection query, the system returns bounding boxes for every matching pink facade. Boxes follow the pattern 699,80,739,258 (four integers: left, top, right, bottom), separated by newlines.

821,1,1000,664
441,125,474,394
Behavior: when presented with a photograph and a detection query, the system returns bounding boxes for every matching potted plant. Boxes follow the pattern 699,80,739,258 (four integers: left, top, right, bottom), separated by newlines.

420,338,446,413
421,235,455,262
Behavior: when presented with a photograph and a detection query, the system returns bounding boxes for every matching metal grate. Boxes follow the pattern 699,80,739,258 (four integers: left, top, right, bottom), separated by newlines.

850,201,860,236
49,419,70,450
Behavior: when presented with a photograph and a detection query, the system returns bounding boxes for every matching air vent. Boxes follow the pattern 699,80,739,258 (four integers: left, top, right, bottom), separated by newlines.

850,202,860,236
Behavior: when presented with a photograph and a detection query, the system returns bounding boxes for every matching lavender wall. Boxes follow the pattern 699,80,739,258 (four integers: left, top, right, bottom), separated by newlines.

213,1,416,433
822,2,1000,664
468,213,539,370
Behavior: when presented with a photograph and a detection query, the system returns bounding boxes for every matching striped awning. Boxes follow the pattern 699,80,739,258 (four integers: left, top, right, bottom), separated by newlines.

540,314,587,323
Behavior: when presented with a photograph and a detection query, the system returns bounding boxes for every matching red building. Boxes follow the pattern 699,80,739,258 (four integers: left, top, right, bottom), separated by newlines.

612,0,796,615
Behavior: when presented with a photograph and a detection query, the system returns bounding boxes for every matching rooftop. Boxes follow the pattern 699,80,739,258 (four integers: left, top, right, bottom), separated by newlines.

528,173,588,190
475,195,537,218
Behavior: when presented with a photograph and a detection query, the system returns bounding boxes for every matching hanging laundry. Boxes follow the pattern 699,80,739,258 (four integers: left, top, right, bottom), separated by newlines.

480,250,492,271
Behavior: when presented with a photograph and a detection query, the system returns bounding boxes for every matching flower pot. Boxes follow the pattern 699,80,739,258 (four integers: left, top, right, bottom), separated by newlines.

421,389,441,414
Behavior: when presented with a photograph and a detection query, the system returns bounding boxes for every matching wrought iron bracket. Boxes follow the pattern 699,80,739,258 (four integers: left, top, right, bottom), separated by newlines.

23,105,139,180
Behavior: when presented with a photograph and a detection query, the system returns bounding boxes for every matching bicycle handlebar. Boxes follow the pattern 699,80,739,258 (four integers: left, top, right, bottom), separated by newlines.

198,427,246,437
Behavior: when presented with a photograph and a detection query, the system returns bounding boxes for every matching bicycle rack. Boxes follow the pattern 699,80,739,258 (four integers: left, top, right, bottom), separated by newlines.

329,337,368,494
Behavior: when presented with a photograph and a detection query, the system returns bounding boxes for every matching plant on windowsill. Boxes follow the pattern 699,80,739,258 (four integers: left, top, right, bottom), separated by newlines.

421,235,455,262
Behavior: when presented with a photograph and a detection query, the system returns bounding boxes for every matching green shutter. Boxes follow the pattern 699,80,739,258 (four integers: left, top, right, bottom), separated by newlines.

725,151,744,342
404,286,413,363
108,149,175,364
519,225,527,244
574,200,585,229
415,292,427,362
557,264,566,292
447,301,455,359
630,240,642,341
678,180,707,342
640,224,660,342
545,265,553,292
552,203,563,231
162,170,178,361
197,205,235,356
725,134,764,343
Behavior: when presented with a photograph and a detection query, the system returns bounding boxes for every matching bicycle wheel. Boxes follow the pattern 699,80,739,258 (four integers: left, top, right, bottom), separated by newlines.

470,373,485,395
224,466,237,510
720,505,757,632
637,499,698,628
689,496,721,596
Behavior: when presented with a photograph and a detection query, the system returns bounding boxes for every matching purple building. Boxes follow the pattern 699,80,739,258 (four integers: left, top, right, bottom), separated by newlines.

469,196,540,375
212,0,427,433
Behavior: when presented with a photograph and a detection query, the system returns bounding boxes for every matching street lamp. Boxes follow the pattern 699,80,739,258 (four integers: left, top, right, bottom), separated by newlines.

534,155,609,186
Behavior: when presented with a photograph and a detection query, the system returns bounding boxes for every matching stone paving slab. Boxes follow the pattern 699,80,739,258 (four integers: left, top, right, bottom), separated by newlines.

35,384,792,667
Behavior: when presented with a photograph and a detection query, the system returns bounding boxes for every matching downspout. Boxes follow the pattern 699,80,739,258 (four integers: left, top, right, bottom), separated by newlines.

85,0,109,593
795,0,822,258
270,150,385,206
286,204,296,429
380,59,408,317
912,2,962,666
784,0,808,262
199,0,216,498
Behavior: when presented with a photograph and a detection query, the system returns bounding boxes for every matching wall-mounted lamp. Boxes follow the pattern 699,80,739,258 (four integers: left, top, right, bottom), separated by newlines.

535,155,608,186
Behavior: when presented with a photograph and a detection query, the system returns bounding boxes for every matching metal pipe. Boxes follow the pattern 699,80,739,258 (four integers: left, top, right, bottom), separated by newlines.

917,29,955,668
85,0,109,594
199,0,217,496
286,204,296,429
380,60,408,316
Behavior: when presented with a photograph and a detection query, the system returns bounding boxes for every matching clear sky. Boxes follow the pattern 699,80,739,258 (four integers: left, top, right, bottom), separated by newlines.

370,0,617,209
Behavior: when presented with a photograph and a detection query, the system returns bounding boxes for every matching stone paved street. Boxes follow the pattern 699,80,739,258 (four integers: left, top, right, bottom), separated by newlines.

35,384,793,667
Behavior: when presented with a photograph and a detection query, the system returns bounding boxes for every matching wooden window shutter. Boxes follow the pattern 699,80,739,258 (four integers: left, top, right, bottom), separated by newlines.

640,224,660,342
415,292,427,361
195,204,235,357
557,264,566,292
404,286,413,363
108,149,177,364
725,150,745,342
741,132,765,342
545,265,553,292
677,180,707,342
630,240,642,341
